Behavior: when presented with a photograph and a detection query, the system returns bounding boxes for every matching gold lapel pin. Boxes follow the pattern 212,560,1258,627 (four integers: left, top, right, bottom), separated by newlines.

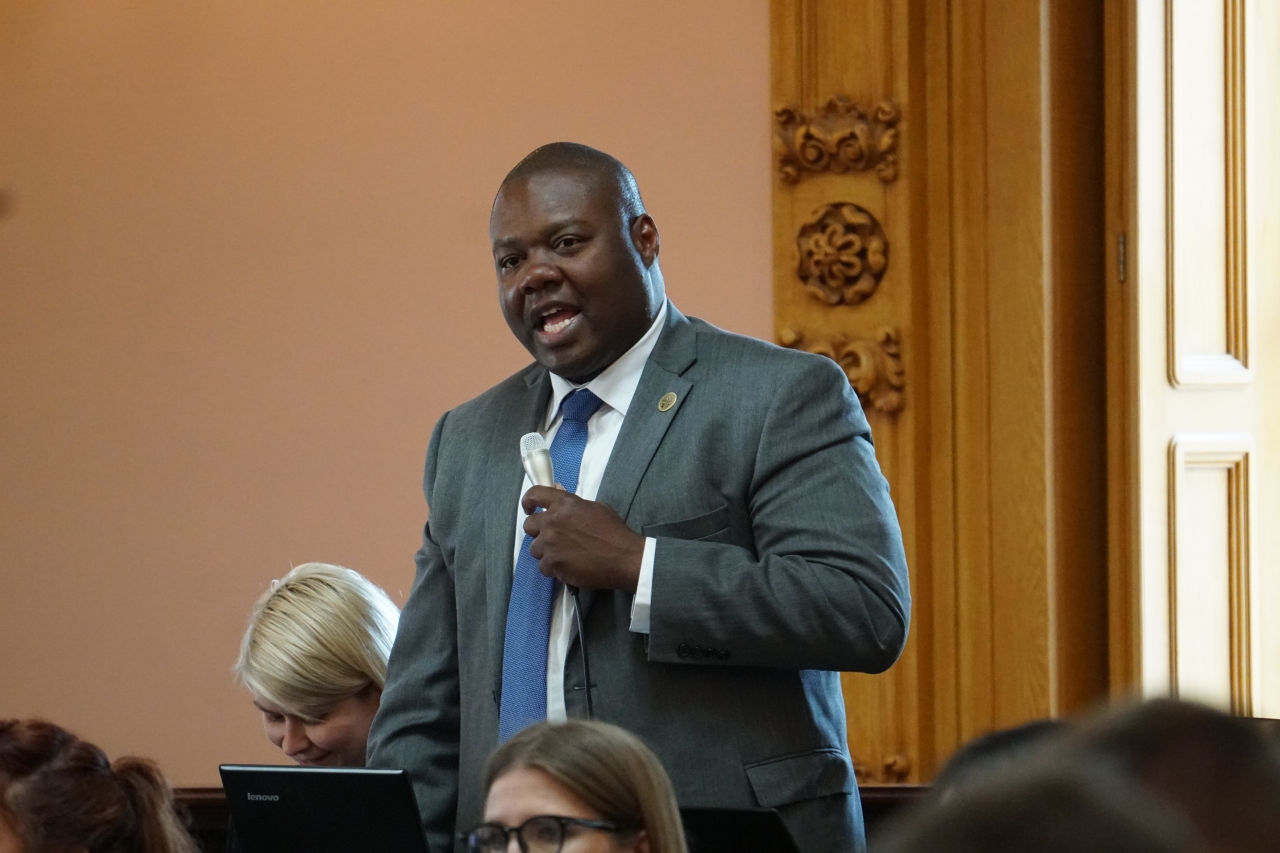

658,392,677,412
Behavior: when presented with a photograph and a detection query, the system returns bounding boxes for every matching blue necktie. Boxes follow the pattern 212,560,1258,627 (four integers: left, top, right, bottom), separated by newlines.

498,389,605,742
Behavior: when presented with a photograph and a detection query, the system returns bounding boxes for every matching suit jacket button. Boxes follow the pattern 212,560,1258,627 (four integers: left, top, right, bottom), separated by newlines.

718,650,731,661
677,644,691,658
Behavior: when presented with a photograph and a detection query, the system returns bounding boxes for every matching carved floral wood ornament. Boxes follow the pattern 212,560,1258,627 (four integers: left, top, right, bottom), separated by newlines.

796,202,889,305
779,326,905,414
774,96,901,184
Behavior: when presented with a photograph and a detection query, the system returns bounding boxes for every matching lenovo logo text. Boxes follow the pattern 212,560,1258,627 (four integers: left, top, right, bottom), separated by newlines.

246,793,280,802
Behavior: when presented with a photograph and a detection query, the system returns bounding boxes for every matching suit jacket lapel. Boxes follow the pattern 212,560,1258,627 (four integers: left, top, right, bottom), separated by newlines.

584,306,698,617
485,366,553,693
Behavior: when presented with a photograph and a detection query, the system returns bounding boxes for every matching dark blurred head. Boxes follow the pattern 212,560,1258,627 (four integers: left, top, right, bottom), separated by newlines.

0,719,197,853
875,764,1196,853
1063,699,1280,853
932,719,1069,801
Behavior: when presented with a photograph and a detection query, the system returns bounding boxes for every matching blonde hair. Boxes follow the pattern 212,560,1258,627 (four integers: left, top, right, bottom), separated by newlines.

235,562,399,721
485,720,688,853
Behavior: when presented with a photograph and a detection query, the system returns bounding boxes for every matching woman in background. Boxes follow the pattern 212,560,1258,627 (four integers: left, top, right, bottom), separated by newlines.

0,718,198,853
235,562,399,767
465,719,687,853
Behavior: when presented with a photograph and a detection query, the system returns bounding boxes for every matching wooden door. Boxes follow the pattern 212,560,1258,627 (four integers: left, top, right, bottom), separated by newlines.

1108,0,1280,714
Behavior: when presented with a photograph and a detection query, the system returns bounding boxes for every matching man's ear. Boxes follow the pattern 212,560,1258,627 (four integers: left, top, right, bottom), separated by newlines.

630,214,660,266
628,828,650,853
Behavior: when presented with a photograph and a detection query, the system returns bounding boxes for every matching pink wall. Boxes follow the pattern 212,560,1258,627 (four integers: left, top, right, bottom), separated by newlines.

0,1,770,785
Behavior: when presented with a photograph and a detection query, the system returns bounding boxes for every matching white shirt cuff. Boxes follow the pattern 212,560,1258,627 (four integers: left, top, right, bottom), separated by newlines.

628,537,657,633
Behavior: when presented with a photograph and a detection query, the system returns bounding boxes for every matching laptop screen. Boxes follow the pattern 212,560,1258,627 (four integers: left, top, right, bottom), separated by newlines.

219,765,429,853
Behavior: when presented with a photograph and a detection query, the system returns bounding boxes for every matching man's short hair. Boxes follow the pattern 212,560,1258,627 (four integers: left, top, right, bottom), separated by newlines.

498,142,645,220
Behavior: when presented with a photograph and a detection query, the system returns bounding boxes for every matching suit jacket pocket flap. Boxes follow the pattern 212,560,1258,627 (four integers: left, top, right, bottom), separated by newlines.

642,504,730,541
744,748,854,808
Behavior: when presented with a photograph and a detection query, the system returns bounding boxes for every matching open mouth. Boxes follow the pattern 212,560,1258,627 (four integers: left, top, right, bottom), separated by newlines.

535,306,580,337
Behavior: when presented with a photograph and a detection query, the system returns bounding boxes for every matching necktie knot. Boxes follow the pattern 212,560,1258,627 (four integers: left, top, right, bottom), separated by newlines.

560,389,604,424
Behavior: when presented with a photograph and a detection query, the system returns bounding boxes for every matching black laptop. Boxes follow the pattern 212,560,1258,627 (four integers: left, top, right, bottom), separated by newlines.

219,765,429,853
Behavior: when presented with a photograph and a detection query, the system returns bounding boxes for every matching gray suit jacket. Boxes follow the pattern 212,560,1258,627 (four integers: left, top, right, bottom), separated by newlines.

368,306,911,853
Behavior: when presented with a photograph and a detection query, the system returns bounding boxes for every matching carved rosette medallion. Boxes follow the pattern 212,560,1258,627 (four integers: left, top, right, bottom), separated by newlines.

795,202,888,306
774,96,900,184
779,326,905,415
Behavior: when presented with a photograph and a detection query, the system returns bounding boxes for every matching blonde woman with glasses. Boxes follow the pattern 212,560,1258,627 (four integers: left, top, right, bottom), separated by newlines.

235,562,399,768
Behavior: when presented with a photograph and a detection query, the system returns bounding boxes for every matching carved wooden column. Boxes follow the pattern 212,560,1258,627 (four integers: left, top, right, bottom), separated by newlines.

772,0,1110,783
772,0,923,785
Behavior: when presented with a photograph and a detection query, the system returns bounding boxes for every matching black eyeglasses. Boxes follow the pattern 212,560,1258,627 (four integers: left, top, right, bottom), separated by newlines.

461,815,630,853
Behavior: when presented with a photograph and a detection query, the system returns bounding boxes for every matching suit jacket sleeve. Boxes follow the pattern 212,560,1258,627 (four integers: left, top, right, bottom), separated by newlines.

646,355,910,673
366,413,460,853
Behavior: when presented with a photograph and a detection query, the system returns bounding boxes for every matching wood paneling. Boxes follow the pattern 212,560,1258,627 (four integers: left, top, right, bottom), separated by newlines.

1105,0,1141,701
1166,434,1253,713
1048,0,1111,720
1165,0,1250,386
772,0,1108,782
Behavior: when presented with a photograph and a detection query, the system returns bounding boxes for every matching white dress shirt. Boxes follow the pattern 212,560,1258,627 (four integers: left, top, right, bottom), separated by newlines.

511,300,667,720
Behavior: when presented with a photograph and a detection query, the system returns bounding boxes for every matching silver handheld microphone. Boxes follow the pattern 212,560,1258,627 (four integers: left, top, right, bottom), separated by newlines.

520,433,555,487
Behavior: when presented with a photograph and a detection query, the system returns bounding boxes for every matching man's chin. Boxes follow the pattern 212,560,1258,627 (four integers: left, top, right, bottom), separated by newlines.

533,346,604,384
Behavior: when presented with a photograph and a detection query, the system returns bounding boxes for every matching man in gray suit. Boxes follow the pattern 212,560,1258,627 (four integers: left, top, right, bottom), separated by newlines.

368,143,910,853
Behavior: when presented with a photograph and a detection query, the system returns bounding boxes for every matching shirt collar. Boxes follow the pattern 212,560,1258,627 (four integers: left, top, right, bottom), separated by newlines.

545,299,669,427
